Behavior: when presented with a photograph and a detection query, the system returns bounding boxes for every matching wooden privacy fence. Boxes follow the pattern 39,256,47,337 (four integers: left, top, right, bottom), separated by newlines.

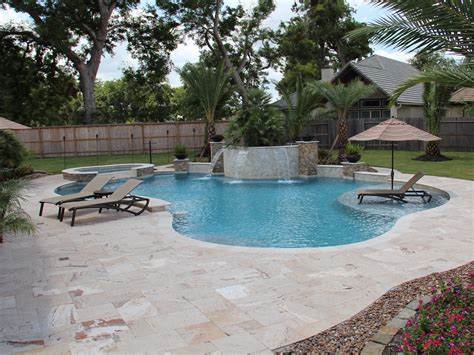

304,116,474,151
13,121,228,158
11,116,474,157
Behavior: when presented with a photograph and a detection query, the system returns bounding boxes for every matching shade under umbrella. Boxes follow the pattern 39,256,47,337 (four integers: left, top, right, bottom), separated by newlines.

349,118,441,189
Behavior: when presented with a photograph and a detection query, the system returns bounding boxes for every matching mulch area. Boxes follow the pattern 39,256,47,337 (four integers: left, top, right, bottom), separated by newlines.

276,261,473,354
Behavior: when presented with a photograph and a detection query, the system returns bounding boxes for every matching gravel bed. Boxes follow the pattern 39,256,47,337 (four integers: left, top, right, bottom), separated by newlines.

276,262,473,354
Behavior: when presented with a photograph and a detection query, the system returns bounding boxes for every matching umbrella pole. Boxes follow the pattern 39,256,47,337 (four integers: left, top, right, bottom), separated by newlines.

391,141,394,190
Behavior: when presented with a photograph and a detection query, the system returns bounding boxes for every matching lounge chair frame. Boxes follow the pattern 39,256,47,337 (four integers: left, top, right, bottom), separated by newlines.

59,195,149,226
357,188,432,204
39,175,112,217
357,172,432,204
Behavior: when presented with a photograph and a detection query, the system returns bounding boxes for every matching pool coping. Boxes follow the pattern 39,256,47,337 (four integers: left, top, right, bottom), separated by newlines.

54,169,454,253
120,169,458,254
0,168,471,353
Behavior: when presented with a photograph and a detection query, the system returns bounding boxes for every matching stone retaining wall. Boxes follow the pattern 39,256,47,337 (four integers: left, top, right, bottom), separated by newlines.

297,141,318,176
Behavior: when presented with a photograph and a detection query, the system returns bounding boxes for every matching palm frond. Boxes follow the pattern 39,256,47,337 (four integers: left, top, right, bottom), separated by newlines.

0,179,29,213
276,76,325,141
310,80,376,119
0,179,36,240
178,63,231,123
0,209,37,236
347,0,474,58
391,63,474,103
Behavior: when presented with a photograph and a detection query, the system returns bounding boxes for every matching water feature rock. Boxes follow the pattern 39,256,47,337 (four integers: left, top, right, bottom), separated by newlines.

297,141,318,176
174,158,189,173
210,142,225,174
223,146,299,179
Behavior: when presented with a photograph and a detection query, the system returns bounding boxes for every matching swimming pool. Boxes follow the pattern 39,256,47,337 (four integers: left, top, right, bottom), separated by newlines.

56,174,447,248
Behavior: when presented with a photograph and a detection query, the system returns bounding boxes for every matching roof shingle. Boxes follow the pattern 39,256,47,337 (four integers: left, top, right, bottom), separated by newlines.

334,55,424,105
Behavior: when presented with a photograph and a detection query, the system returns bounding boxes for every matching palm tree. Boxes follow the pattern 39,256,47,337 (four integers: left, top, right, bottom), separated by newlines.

418,82,453,159
310,80,376,161
178,62,231,152
276,75,325,142
0,179,37,243
346,0,474,88
393,53,455,160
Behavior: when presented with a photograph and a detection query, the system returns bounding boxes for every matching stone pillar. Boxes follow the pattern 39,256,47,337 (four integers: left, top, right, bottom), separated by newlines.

341,162,372,178
210,141,225,174
297,141,318,176
173,158,189,173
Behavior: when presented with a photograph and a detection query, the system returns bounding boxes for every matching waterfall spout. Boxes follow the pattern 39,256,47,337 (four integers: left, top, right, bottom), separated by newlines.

234,150,249,181
273,147,291,181
207,148,225,176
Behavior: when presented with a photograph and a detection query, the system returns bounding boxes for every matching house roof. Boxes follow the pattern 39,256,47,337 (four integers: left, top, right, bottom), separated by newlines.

333,55,424,105
0,117,30,130
273,93,297,109
450,87,474,103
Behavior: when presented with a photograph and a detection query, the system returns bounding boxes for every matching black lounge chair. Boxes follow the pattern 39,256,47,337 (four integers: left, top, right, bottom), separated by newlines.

357,172,432,204
59,179,149,226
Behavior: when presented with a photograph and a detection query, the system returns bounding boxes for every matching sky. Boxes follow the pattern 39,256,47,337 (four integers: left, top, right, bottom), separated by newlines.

0,0,414,96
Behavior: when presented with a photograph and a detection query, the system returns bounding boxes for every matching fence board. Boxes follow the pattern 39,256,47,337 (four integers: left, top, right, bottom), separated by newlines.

11,116,474,158
305,116,474,151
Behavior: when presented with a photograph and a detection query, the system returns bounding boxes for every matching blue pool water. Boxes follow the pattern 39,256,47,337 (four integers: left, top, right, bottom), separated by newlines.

56,174,447,248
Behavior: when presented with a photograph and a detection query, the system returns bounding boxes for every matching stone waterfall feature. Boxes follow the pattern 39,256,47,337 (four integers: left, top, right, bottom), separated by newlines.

223,142,318,179
209,142,225,174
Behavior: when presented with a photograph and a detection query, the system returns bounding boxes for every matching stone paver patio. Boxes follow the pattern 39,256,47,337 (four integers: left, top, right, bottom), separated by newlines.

0,171,472,354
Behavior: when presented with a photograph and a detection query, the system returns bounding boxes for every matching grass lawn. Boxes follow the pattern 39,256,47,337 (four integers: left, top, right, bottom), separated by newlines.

361,150,474,181
26,149,474,180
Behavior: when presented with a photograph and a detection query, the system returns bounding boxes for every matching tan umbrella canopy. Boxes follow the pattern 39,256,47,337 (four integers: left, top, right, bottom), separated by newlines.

349,118,441,189
0,117,30,130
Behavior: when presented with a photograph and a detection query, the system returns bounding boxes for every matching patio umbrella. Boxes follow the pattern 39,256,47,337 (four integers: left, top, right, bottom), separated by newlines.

349,118,441,189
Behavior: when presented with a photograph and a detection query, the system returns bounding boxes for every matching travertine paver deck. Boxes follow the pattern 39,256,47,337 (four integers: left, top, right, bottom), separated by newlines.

0,171,472,354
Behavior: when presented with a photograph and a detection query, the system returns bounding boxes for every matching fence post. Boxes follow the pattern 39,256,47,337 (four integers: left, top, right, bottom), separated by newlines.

96,134,99,165
107,125,112,156
193,128,196,160
38,127,44,159
141,123,145,154
63,136,66,169
176,120,180,143
166,129,170,163
149,140,152,165
131,133,134,163
73,127,78,157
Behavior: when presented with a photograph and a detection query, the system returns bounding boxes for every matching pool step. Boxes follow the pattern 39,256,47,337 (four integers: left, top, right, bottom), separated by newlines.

133,196,170,212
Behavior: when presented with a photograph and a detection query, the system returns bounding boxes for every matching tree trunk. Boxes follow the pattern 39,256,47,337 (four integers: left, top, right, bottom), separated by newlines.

78,68,97,124
337,118,348,161
425,141,441,156
213,0,248,103
207,120,216,142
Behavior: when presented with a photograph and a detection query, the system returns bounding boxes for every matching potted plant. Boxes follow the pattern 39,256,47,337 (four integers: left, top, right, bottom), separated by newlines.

210,134,224,143
345,143,364,163
174,143,188,160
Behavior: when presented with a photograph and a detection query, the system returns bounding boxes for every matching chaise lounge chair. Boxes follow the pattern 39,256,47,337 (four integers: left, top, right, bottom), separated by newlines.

59,179,149,226
357,172,432,204
39,175,113,217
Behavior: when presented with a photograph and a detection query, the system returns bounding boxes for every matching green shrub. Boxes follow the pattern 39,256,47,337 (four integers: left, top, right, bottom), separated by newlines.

346,143,364,156
0,166,34,182
401,280,472,353
0,179,37,243
0,130,28,168
226,89,285,147
174,143,187,157
318,149,339,165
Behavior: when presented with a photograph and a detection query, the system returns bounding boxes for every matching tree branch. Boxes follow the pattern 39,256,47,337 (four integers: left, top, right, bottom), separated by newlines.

74,16,98,44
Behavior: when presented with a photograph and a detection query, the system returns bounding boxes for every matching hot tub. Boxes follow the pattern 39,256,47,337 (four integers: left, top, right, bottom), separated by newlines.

62,163,155,182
